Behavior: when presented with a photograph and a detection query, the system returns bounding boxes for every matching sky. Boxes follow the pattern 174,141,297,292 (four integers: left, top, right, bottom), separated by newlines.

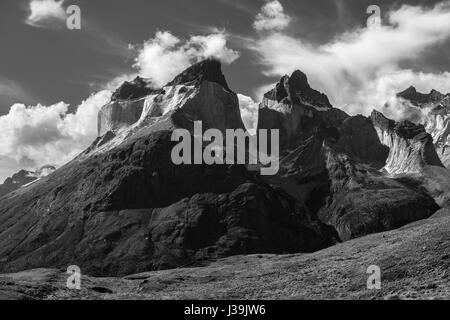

1,0,450,181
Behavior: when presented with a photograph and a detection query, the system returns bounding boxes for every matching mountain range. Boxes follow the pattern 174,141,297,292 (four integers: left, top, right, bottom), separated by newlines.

0,59,449,294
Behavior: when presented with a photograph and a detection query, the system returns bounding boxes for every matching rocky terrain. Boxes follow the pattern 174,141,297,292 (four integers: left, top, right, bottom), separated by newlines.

0,59,449,299
0,209,448,300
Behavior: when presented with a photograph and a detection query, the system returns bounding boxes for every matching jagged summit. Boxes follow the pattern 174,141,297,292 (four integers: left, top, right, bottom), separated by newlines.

97,58,243,138
397,86,450,107
370,110,429,141
111,76,156,102
166,58,232,92
264,70,332,109
370,110,395,131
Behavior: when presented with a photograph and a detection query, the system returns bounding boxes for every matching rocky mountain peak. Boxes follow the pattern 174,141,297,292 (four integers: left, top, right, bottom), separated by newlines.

166,58,232,92
370,110,395,131
397,86,448,107
264,70,332,109
111,76,156,102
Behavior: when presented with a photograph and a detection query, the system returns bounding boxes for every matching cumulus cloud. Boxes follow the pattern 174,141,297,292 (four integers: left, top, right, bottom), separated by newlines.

132,30,240,87
26,0,66,27
250,1,450,119
238,94,259,134
253,0,291,32
0,90,111,181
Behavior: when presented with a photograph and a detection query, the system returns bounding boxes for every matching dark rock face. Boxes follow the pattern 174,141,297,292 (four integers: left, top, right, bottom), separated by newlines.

263,70,332,109
0,130,337,276
338,115,389,169
166,59,233,93
268,120,438,241
318,143,438,241
111,77,156,102
397,86,450,107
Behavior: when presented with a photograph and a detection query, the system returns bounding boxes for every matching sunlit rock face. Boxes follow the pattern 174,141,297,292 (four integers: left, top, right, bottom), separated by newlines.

424,108,450,168
98,99,146,136
371,110,444,175
396,87,450,168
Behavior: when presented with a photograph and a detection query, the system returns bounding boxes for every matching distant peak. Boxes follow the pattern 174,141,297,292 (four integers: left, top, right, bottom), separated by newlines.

398,86,417,95
397,86,446,106
166,58,232,92
288,70,310,92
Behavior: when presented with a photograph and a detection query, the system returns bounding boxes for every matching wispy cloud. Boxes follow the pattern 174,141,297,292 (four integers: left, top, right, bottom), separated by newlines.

249,1,450,118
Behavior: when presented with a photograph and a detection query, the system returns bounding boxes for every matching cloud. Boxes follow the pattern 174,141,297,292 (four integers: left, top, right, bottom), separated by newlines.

0,90,111,181
0,79,34,109
238,94,259,134
253,0,291,32
132,30,240,87
250,2,450,118
361,69,450,121
26,0,66,27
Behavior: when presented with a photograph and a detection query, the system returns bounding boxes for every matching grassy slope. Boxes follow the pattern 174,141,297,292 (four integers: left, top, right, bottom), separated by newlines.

1,209,449,300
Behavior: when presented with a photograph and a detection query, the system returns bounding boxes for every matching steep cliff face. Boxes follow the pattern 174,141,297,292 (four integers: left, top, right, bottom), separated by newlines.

0,60,338,276
424,107,450,167
318,138,438,241
97,99,146,136
371,110,444,175
396,86,450,168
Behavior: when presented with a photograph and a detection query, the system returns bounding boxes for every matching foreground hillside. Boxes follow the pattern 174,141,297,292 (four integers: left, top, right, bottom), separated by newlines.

1,209,448,300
